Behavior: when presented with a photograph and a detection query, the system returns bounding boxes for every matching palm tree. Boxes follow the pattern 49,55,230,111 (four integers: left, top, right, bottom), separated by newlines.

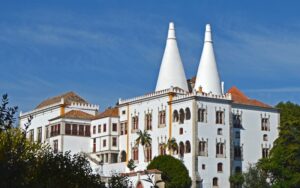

135,130,152,161
166,137,178,155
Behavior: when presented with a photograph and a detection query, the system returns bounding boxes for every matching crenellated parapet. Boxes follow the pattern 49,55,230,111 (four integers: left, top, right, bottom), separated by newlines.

69,102,99,111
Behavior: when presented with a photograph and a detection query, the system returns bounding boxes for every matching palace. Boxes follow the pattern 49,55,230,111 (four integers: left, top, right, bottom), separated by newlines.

19,23,279,188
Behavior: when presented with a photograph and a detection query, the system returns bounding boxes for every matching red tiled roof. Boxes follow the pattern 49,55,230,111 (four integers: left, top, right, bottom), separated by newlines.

35,91,88,109
93,107,119,120
227,86,272,108
50,110,95,121
121,169,162,177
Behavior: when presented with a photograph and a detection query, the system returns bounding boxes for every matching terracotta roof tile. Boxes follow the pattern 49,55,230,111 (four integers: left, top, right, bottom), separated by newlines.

35,91,88,109
94,107,119,120
50,110,95,121
228,86,272,108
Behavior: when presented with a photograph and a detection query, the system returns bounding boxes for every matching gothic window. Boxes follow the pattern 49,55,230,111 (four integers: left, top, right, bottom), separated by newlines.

262,148,269,158
132,147,139,161
216,142,225,157
145,113,152,130
132,116,139,130
145,144,152,162
179,109,185,124
217,163,223,172
199,141,207,156
179,142,185,158
173,110,179,122
159,144,166,155
216,111,224,124
158,110,166,125
185,108,191,120
198,108,206,122
261,118,270,131
233,114,242,128
185,141,191,153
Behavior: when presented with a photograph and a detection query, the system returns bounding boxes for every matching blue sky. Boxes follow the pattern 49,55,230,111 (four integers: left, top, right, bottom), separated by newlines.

0,0,299,112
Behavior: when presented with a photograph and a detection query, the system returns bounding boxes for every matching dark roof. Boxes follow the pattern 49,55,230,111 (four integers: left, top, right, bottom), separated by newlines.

93,107,119,120
35,91,88,109
228,86,272,108
49,110,95,121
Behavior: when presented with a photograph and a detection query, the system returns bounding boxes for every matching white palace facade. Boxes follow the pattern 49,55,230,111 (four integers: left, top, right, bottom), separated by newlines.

19,23,279,188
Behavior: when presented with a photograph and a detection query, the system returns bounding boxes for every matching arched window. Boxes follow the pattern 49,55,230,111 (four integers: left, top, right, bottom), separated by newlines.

120,150,126,162
132,147,139,161
235,166,241,173
216,142,225,157
198,108,206,122
199,141,207,156
213,177,218,186
185,141,191,153
145,144,152,162
179,109,185,124
179,142,185,157
173,110,179,122
217,163,223,172
185,108,191,120
159,144,166,155
263,134,268,141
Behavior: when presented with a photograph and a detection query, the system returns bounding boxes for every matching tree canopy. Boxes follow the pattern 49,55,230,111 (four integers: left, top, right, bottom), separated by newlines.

147,155,191,188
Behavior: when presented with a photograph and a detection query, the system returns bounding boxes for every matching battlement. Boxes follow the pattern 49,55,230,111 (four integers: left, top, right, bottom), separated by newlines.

69,101,99,111
173,91,232,101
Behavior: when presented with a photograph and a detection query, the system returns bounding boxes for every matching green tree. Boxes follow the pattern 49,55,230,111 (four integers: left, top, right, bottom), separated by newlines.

127,159,136,171
166,137,178,154
147,155,191,188
242,164,270,188
258,102,300,188
109,173,130,188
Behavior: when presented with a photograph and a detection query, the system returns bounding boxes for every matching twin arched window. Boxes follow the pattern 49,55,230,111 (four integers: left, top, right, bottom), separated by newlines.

173,107,191,123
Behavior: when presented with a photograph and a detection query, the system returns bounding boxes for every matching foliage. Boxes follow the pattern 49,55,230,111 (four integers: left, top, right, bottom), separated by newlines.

166,137,178,154
229,173,244,188
127,159,136,171
109,173,130,188
147,155,191,188
135,129,152,147
0,94,104,188
242,164,270,188
142,172,163,188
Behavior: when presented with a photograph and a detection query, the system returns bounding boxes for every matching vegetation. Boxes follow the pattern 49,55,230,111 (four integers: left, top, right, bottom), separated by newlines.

109,174,130,188
166,137,178,154
147,155,191,188
127,159,136,171
0,94,104,188
135,129,152,158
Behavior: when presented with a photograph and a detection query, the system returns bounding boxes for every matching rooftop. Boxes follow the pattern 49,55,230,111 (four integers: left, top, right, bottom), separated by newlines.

50,110,95,121
94,107,119,120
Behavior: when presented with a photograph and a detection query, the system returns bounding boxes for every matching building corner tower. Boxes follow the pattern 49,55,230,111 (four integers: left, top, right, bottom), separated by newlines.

155,22,188,92
194,24,222,95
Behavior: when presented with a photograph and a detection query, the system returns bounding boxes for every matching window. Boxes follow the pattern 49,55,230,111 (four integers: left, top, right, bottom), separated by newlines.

51,124,60,137
93,138,96,153
120,122,125,135
37,127,42,143
185,141,191,153
234,146,242,160
202,164,206,170
98,125,101,133
217,128,222,135
29,129,34,142
79,125,84,136
132,116,139,130
198,108,206,122
121,151,126,162
216,142,225,157
199,141,207,156
263,134,268,141
65,124,71,135
122,110,126,115
216,111,224,124
132,147,139,161
213,177,218,186
159,144,166,155
45,126,49,139
103,139,106,147
85,125,90,136
103,124,107,132
262,148,269,158
72,124,78,135
173,110,179,122
179,142,185,158
179,128,183,135
145,113,152,130
179,109,185,124
235,131,240,139
217,163,223,172
233,114,242,128
112,137,117,147
53,140,58,153
158,110,166,125
185,108,191,120
93,126,96,134
145,144,152,162
261,118,270,131
235,166,241,173
112,123,117,132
